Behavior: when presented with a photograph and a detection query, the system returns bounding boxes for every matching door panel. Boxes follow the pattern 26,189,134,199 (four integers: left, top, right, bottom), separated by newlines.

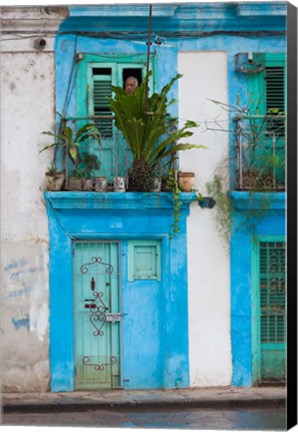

74,241,121,389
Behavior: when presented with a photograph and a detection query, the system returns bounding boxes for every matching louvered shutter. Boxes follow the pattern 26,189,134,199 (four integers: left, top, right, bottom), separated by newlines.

259,241,286,382
265,66,285,135
93,75,113,138
246,53,286,188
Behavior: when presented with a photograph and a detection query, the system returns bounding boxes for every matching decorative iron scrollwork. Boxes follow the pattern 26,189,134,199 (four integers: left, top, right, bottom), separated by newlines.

81,255,118,374
89,291,109,336
82,355,117,371
80,256,114,274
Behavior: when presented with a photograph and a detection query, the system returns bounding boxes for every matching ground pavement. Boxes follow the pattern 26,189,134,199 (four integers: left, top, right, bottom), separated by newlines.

2,386,286,413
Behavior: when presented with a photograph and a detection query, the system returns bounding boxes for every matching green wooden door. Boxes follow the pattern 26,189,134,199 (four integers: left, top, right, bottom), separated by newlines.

74,241,121,389
252,239,286,384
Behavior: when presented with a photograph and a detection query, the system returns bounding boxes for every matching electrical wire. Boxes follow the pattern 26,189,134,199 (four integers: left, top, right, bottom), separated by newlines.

0,29,285,42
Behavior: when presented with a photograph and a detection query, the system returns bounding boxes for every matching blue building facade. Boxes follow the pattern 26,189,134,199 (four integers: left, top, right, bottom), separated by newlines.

46,2,287,391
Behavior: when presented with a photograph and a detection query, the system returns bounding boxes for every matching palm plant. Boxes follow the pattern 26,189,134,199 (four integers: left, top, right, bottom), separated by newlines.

109,71,206,191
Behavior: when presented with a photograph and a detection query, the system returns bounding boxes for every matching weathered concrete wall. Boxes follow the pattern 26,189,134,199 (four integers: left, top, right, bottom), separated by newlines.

0,7,62,391
178,51,232,386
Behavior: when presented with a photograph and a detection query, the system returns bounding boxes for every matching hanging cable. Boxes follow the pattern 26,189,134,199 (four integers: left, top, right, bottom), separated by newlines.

144,4,153,114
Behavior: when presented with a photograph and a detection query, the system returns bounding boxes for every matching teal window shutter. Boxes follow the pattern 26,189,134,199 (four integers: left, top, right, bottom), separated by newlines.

246,53,286,187
128,240,161,281
265,64,285,136
92,73,113,138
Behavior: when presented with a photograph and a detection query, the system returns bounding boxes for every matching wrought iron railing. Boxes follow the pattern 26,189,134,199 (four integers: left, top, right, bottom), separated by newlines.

233,115,286,191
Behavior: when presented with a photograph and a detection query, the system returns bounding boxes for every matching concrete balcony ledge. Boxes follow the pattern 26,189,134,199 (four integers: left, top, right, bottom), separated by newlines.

229,191,286,211
45,191,198,211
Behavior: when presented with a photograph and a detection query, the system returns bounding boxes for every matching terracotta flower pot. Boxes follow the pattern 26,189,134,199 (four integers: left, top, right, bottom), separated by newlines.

178,172,195,192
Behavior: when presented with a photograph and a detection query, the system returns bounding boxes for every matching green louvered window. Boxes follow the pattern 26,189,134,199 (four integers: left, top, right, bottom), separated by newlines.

245,53,286,188
92,70,113,138
260,241,286,343
258,240,286,382
265,66,285,136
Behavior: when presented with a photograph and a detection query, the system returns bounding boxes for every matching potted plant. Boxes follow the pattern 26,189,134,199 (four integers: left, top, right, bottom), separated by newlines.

40,116,101,190
108,71,206,192
44,162,65,191
178,171,195,192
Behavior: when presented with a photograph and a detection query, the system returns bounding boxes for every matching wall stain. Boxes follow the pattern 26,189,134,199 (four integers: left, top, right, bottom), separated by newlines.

24,59,36,73
9,82,16,93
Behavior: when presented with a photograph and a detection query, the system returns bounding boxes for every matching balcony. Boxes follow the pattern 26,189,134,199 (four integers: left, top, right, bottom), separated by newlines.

62,115,178,188
233,115,285,191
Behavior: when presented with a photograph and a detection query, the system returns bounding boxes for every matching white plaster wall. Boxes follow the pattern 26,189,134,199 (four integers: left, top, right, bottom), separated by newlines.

178,52,232,386
1,50,56,391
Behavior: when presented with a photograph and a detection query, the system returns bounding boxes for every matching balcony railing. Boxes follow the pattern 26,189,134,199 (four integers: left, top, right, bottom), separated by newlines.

62,115,177,183
233,115,285,191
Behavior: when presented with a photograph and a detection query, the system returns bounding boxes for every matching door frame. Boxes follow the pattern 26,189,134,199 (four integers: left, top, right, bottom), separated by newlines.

73,239,123,390
251,234,286,385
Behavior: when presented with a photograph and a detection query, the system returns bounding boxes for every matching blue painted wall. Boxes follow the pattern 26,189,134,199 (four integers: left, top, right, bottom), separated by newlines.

46,192,193,391
230,193,286,386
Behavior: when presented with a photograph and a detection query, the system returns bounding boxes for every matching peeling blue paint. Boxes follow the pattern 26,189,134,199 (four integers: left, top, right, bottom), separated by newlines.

4,258,28,272
8,286,32,298
12,317,30,330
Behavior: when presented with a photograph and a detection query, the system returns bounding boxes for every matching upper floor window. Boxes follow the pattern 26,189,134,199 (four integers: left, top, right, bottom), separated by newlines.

75,54,154,181
234,52,286,191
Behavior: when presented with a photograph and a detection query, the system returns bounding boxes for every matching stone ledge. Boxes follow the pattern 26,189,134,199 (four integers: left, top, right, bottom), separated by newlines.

229,191,286,211
45,191,197,211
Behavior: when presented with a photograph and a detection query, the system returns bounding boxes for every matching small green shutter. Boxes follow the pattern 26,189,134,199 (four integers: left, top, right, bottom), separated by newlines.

259,241,286,382
128,240,161,281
